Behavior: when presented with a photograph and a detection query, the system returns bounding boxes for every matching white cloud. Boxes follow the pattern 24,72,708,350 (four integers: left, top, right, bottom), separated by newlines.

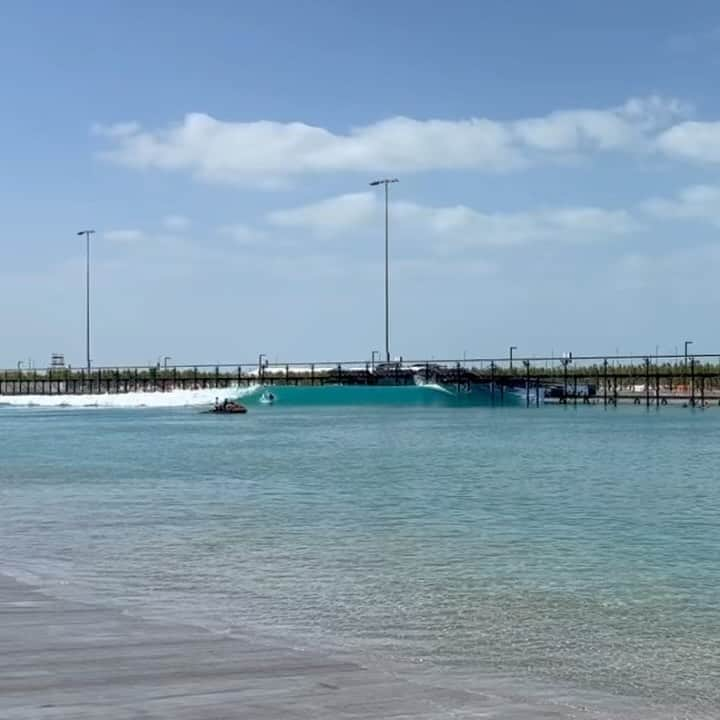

656,121,720,163
641,184,720,226
264,192,640,248
514,96,688,152
95,96,687,185
104,229,145,243
399,202,639,248
162,214,190,231
267,192,377,234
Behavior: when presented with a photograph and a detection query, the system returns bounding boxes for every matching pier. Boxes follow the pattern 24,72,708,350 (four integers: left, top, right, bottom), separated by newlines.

2,353,720,407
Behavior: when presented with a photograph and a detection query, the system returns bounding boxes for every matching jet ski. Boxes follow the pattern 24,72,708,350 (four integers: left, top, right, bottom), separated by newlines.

207,399,247,414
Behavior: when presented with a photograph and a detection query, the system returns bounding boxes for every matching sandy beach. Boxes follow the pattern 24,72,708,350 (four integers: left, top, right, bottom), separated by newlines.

1,573,549,720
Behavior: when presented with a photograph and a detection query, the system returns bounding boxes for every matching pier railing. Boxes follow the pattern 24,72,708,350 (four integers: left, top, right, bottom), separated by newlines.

2,353,720,405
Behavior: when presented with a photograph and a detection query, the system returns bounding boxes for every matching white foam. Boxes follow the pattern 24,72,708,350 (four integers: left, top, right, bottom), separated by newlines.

419,382,456,396
0,384,259,409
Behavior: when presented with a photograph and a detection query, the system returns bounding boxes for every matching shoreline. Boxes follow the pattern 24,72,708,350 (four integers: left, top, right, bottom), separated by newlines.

0,571,698,720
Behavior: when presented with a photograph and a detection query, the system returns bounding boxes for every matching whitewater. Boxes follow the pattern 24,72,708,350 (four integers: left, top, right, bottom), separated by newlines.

0,384,258,408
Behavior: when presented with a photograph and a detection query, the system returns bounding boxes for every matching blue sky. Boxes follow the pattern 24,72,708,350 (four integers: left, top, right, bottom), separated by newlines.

2,1,720,367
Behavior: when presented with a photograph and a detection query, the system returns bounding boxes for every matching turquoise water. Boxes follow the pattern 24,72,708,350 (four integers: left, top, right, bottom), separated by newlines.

242,382,512,406
1,399,718,717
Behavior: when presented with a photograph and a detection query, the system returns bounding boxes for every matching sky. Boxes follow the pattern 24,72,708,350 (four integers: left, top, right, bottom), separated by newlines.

2,0,720,367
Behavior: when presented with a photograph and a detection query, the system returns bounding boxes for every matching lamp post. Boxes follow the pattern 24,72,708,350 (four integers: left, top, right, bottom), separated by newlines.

369,178,399,362
77,230,95,372
684,340,693,367
163,356,172,369
509,345,517,371
371,350,380,370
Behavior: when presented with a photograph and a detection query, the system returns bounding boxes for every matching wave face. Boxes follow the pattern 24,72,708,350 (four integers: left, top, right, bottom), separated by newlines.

243,383,524,407
0,385,258,408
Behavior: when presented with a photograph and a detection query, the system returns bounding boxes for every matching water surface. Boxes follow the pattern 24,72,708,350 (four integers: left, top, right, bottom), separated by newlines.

1,401,718,717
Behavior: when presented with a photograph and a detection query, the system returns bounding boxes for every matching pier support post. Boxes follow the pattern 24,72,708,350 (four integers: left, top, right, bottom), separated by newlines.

645,358,651,408
523,360,530,408
490,362,496,405
691,358,696,407
573,374,577,406
603,359,608,407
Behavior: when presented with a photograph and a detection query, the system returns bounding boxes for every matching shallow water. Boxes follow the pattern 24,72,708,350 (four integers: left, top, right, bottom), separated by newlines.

1,400,718,717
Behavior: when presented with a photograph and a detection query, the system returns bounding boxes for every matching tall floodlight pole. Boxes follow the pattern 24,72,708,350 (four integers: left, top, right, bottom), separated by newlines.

77,230,95,372
369,178,399,362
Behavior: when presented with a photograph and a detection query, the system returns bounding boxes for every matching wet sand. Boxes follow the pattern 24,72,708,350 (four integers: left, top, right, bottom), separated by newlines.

0,572,686,719
0,573,556,720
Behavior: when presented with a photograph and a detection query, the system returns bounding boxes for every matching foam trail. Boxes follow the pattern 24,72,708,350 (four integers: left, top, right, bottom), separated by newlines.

419,382,457,396
0,385,258,409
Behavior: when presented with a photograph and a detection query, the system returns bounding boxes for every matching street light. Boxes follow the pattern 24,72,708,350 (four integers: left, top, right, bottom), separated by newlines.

371,350,380,369
509,345,517,371
77,229,95,372
684,340,693,366
369,178,399,362
163,356,172,369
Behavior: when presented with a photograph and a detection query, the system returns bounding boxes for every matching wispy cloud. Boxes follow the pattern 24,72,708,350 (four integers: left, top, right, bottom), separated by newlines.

641,184,720,226
95,97,689,186
266,192,641,248
267,193,376,235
